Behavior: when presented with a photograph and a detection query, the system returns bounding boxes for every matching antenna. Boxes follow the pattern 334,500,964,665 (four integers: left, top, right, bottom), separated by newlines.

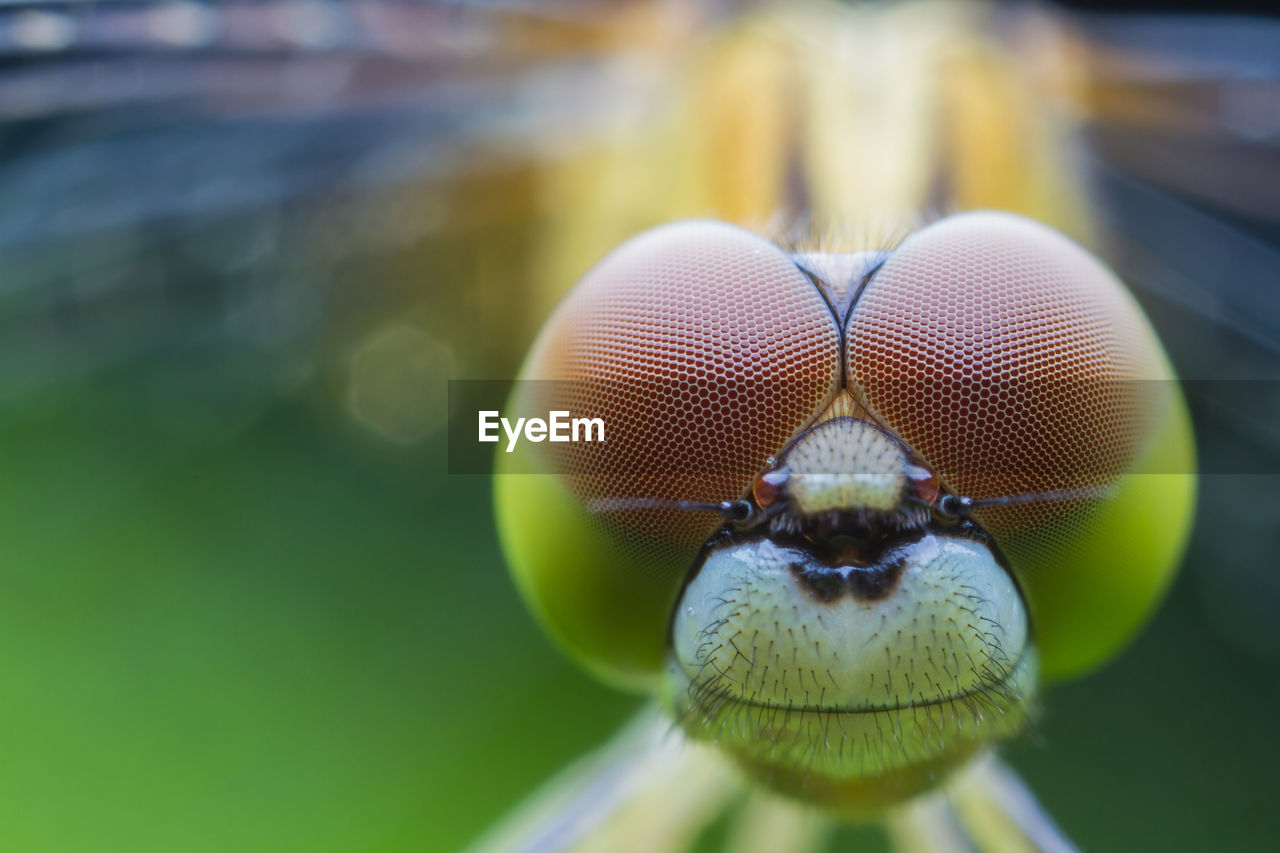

586,497,754,522
937,485,1116,517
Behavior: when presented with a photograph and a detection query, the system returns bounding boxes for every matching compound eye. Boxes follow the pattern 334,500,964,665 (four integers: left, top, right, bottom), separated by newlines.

499,221,842,685
843,211,1193,679
845,211,1173,524
532,221,842,532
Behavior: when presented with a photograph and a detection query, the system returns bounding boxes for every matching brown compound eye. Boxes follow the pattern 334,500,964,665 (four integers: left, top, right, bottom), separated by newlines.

534,221,843,522
845,211,1165,526
499,220,843,685
843,210,1191,679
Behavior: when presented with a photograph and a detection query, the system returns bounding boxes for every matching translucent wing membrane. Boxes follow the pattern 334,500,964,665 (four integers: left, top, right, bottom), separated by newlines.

0,0,718,404
1050,10,1280,223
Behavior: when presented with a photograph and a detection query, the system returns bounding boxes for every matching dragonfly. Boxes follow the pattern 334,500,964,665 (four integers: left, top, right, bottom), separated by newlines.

0,1,1276,852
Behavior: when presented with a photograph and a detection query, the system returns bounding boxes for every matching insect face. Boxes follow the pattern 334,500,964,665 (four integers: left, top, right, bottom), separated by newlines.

667,533,1032,812
665,413,1034,811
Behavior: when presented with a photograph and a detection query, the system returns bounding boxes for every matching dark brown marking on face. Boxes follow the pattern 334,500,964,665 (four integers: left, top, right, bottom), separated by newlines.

788,554,909,603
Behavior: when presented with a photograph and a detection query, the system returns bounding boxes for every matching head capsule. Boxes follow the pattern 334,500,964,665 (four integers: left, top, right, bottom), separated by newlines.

494,212,1196,807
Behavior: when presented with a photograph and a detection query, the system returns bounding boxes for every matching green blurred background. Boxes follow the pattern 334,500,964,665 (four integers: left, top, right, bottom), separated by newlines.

1,1,1277,852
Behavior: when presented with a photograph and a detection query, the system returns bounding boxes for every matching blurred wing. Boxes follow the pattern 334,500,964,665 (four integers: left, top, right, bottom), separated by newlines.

0,0,727,415
1014,6,1280,375
2,1,1275,410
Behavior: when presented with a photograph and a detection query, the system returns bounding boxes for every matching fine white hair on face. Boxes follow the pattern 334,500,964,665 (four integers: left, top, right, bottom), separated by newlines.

667,533,1034,782
783,418,908,514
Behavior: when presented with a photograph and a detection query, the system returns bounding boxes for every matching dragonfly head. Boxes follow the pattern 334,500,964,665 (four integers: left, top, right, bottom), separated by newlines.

661,415,1038,813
